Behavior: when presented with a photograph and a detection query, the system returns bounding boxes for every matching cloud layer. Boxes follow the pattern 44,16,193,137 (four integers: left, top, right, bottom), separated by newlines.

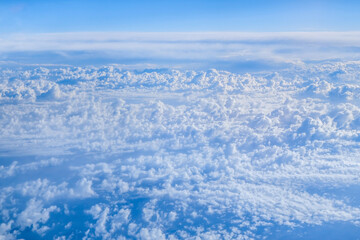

1,61,360,239
2,32,360,71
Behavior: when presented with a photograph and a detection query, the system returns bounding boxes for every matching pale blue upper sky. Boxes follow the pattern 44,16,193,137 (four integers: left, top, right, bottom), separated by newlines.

1,0,360,33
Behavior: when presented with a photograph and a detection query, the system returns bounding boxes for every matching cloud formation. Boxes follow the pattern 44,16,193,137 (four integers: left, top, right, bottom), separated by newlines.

1,62,360,239
2,32,360,71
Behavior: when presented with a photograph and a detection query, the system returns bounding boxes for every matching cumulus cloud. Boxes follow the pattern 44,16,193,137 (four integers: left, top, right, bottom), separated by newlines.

16,199,59,232
1,62,360,239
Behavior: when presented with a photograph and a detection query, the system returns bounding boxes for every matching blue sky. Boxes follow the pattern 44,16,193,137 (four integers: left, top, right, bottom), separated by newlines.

1,0,360,33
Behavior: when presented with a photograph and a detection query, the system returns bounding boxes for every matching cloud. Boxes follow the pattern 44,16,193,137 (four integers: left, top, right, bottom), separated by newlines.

16,199,59,232
2,62,360,238
16,178,96,201
2,32,360,70
0,220,14,240
138,228,166,240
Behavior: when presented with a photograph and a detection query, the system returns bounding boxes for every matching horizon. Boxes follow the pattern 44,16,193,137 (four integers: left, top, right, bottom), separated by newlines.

2,31,360,72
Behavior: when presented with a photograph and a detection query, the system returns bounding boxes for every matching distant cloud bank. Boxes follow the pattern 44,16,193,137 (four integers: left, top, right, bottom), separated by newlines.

2,32,360,71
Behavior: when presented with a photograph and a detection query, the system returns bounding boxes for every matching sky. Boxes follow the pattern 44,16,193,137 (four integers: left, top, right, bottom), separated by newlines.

1,1,360,69
1,0,360,33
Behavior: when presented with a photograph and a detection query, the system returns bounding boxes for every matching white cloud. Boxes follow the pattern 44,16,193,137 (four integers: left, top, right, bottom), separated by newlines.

110,208,131,233
70,178,97,198
1,62,360,238
0,220,14,240
16,177,97,201
138,227,166,240
16,199,59,232
2,32,360,69
85,205,131,238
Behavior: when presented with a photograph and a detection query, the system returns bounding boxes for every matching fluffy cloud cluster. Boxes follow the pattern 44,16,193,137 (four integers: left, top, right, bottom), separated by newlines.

1,62,360,239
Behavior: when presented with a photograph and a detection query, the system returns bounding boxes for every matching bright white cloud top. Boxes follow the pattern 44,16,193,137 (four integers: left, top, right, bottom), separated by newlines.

1,33,360,239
